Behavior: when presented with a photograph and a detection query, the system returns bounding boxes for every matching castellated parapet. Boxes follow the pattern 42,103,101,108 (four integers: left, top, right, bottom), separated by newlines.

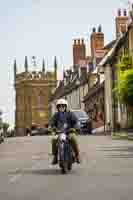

15,71,56,85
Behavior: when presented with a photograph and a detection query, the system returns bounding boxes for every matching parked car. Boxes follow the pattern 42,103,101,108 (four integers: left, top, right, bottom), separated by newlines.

71,110,92,134
30,127,49,136
36,127,49,136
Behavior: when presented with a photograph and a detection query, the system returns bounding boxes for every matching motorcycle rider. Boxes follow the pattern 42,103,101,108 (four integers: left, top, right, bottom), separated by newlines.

49,98,80,165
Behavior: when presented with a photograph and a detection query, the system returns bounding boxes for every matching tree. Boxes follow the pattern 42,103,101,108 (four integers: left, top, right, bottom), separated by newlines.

114,54,133,128
125,70,133,106
2,123,9,137
117,54,132,71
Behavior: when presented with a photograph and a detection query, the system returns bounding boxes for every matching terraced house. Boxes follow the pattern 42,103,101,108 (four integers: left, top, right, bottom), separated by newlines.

49,7,133,134
49,26,107,126
98,8,133,131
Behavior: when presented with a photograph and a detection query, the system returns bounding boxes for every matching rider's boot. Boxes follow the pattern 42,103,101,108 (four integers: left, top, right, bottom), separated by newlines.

70,138,81,164
52,155,58,165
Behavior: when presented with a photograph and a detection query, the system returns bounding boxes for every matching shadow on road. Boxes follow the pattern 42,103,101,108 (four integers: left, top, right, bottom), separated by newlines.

23,168,61,175
20,168,76,176
99,145,133,159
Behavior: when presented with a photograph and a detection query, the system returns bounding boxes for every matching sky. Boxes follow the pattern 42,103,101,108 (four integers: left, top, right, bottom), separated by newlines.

0,0,130,126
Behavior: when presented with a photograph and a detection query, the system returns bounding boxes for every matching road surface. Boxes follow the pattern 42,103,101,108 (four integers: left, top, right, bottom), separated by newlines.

0,135,133,200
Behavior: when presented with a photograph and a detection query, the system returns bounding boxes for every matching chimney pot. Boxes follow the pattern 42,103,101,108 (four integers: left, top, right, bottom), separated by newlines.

92,27,96,33
124,9,127,16
74,39,76,45
78,39,80,44
98,25,102,32
118,9,121,16
81,38,84,44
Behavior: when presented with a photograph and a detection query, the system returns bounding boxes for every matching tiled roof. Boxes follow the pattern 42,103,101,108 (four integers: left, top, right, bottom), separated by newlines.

49,81,64,101
49,73,89,102
98,21,133,67
98,35,125,67
83,81,104,102
104,40,116,50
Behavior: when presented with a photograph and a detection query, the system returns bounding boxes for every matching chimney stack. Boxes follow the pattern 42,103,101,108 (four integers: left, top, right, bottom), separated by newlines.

115,8,129,38
90,25,104,58
73,38,86,66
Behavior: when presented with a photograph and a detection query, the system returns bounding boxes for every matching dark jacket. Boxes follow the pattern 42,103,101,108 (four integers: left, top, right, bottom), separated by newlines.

49,111,78,131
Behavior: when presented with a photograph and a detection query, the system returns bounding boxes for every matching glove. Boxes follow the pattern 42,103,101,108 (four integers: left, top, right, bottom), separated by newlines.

69,128,76,133
48,127,57,135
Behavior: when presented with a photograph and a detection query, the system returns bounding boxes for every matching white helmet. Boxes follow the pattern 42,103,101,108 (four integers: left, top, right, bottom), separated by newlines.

56,98,68,108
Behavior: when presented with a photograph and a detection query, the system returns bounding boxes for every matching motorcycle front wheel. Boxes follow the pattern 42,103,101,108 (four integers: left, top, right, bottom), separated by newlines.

67,162,72,171
60,162,67,174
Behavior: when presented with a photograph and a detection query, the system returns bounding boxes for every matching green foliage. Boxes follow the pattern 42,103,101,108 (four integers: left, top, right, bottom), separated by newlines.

125,70,133,106
116,54,132,71
115,54,133,106
0,123,3,129
117,69,133,106
114,53,133,128
2,123,9,131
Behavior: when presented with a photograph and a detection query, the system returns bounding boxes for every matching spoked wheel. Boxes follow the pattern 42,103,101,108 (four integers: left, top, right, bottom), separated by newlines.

61,167,67,174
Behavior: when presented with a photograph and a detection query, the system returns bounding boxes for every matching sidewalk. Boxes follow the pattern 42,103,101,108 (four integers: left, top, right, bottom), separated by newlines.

112,131,133,140
92,126,133,140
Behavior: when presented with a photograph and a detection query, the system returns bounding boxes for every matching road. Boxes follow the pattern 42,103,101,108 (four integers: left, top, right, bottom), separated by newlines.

0,135,133,200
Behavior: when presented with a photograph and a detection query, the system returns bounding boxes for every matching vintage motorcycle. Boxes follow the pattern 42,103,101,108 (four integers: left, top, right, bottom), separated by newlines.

57,129,75,174
52,123,75,174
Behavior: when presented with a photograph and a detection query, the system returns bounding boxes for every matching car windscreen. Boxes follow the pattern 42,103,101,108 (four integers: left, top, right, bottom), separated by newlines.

73,111,88,119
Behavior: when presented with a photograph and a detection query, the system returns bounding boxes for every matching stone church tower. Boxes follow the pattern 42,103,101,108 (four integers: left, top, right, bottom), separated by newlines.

14,56,57,136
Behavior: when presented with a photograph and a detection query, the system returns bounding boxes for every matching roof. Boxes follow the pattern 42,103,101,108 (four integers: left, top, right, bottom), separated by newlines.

104,40,116,50
49,73,89,102
98,21,133,67
49,81,64,101
83,81,104,102
98,34,125,67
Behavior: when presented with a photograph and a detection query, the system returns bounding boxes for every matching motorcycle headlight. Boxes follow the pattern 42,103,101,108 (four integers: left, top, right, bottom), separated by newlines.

59,133,66,141
77,121,81,126
63,123,68,129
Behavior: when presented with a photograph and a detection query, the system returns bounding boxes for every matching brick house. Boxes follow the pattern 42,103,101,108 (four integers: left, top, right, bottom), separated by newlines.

83,81,105,131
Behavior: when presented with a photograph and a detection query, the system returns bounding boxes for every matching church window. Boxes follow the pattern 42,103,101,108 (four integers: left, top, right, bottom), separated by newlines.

37,91,44,108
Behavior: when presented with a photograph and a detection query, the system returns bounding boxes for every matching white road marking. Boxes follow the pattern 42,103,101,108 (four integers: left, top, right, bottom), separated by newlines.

9,174,22,183
8,168,21,174
32,155,40,160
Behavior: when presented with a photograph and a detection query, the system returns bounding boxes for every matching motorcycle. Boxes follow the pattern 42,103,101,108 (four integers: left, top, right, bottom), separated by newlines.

57,130,74,174
54,124,75,174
